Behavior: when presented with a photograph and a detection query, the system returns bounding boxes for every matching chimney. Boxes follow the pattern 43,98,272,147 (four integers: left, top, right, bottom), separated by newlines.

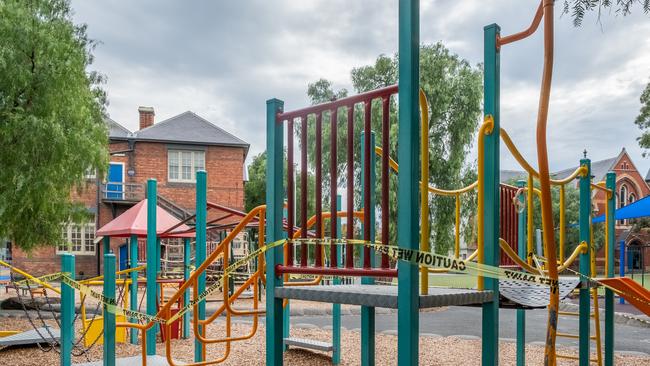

138,106,155,130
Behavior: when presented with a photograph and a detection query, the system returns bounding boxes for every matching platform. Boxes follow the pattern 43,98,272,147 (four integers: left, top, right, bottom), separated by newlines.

499,277,581,309
74,355,181,366
0,326,59,347
275,284,493,308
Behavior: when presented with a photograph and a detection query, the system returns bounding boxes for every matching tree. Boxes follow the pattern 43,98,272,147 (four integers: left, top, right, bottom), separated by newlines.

635,81,650,156
300,43,483,254
0,0,108,251
564,0,650,27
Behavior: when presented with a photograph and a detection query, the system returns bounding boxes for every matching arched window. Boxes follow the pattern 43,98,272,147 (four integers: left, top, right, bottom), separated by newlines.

620,185,628,208
629,193,636,204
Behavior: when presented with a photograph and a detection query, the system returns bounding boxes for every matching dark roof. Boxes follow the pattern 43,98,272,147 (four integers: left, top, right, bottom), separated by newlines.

500,170,526,183
135,111,249,155
106,117,132,140
552,150,624,183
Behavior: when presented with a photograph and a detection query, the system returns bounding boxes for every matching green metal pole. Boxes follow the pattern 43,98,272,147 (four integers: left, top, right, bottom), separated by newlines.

183,237,191,339
333,195,342,365
397,1,420,365
195,170,207,362
129,234,139,344
103,235,110,255
604,171,616,366
360,131,376,366
516,180,526,366
60,253,75,366
145,179,157,355
482,23,501,366
578,158,591,366
104,252,116,366
266,98,285,366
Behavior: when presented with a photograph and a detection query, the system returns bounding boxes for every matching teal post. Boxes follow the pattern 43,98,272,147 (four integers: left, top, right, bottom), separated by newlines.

482,23,501,366
266,98,285,366
604,172,616,366
103,236,110,255
578,158,591,366
516,180,526,366
60,253,75,366
397,1,420,365
282,200,290,351
333,195,342,365
360,131,376,366
104,252,116,366
195,171,207,362
183,237,191,339
129,234,139,344
145,179,157,355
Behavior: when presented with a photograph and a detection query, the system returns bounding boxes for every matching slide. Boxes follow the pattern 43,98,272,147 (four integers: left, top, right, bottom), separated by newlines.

597,277,650,316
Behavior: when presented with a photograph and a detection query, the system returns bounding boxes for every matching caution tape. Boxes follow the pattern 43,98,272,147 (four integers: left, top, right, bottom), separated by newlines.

13,272,65,286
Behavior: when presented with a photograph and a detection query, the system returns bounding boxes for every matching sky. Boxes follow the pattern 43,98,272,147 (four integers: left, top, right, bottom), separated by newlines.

70,0,650,176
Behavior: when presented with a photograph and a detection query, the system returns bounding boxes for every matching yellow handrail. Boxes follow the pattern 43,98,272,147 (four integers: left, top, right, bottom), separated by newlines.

477,115,495,290
499,238,542,275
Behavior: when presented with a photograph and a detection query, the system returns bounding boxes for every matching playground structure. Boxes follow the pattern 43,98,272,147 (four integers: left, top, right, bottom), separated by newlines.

2,1,650,366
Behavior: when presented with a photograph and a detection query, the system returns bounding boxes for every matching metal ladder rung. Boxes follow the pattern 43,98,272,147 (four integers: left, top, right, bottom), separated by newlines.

558,311,595,317
556,332,598,340
557,354,599,363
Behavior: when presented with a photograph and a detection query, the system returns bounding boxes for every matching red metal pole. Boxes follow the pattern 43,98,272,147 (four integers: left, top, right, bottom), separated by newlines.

363,101,372,269
330,109,338,268
346,106,354,269
315,113,323,267
300,116,308,266
287,118,295,266
380,97,390,269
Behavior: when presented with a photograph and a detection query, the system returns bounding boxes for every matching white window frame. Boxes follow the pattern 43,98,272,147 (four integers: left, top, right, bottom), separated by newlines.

57,222,96,255
168,149,205,183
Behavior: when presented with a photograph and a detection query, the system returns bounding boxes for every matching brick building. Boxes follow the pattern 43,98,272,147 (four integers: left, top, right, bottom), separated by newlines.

10,107,249,276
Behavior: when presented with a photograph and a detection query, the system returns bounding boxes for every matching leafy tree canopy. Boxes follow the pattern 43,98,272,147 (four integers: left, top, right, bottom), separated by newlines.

635,82,650,156
0,0,108,251
564,0,650,27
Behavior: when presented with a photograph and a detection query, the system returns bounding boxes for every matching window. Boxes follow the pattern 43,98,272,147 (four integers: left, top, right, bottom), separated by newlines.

57,223,96,255
84,168,96,180
619,185,627,208
168,149,205,182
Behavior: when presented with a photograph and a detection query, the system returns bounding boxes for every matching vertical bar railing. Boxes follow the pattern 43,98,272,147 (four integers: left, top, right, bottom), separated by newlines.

315,114,323,267
300,116,308,267
346,106,355,269
380,97,390,269
287,118,295,267
330,108,338,268
363,102,372,269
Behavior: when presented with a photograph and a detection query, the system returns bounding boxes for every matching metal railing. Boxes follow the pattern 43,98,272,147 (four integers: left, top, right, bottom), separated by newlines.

101,182,144,202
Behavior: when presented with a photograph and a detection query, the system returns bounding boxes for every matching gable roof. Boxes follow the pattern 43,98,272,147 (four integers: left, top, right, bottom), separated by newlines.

500,169,526,183
552,149,625,183
135,111,249,155
106,117,132,140
96,199,194,238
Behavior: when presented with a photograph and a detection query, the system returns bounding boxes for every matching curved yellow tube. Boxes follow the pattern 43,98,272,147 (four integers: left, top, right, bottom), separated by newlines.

499,238,542,275
559,185,566,263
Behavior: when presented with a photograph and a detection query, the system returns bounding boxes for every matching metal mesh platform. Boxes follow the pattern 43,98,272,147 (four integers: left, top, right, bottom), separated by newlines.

275,284,493,308
284,337,334,352
499,277,581,309
0,326,59,347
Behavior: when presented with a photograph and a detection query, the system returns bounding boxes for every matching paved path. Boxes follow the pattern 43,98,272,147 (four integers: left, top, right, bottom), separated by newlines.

287,306,650,354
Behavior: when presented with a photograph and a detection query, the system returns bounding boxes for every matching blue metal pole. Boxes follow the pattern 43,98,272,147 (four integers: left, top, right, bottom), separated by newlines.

145,179,157,355
397,1,420,365
266,98,285,366
60,253,75,366
482,22,501,366
516,180,526,366
129,234,138,344
104,252,116,366
578,158,591,366
195,170,207,362
183,237,191,339
619,240,625,304
360,131,376,366
604,172,616,366
333,195,342,365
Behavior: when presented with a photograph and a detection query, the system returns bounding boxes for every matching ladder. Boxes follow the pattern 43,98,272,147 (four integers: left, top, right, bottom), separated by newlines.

556,243,602,365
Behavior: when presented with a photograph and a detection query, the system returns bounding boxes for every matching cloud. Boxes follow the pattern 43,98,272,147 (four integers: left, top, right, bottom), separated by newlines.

71,0,650,176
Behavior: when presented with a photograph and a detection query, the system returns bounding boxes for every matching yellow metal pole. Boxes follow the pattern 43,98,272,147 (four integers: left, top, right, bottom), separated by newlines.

560,185,566,263
419,89,430,295
455,195,461,259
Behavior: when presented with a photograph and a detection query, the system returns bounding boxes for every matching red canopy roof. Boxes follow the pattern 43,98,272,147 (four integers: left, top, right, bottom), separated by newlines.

96,199,194,238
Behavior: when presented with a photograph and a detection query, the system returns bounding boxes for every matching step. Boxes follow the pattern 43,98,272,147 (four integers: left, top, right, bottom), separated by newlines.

283,337,333,352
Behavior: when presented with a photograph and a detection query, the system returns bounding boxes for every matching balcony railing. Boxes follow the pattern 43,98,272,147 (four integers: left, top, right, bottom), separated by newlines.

101,182,144,202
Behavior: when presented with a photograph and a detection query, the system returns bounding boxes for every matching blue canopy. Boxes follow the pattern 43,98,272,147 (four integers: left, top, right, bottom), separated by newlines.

592,195,650,223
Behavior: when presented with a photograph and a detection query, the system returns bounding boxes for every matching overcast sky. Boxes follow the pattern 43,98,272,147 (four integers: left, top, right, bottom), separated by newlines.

70,1,650,176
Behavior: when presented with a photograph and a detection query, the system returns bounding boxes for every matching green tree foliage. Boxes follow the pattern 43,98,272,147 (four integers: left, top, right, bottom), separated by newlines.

635,82,650,156
300,43,483,254
563,0,650,27
244,151,315,221
0,0,108,251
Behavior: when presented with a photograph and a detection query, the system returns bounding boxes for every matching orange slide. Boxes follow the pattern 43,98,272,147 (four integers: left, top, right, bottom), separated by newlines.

596,277,650,316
